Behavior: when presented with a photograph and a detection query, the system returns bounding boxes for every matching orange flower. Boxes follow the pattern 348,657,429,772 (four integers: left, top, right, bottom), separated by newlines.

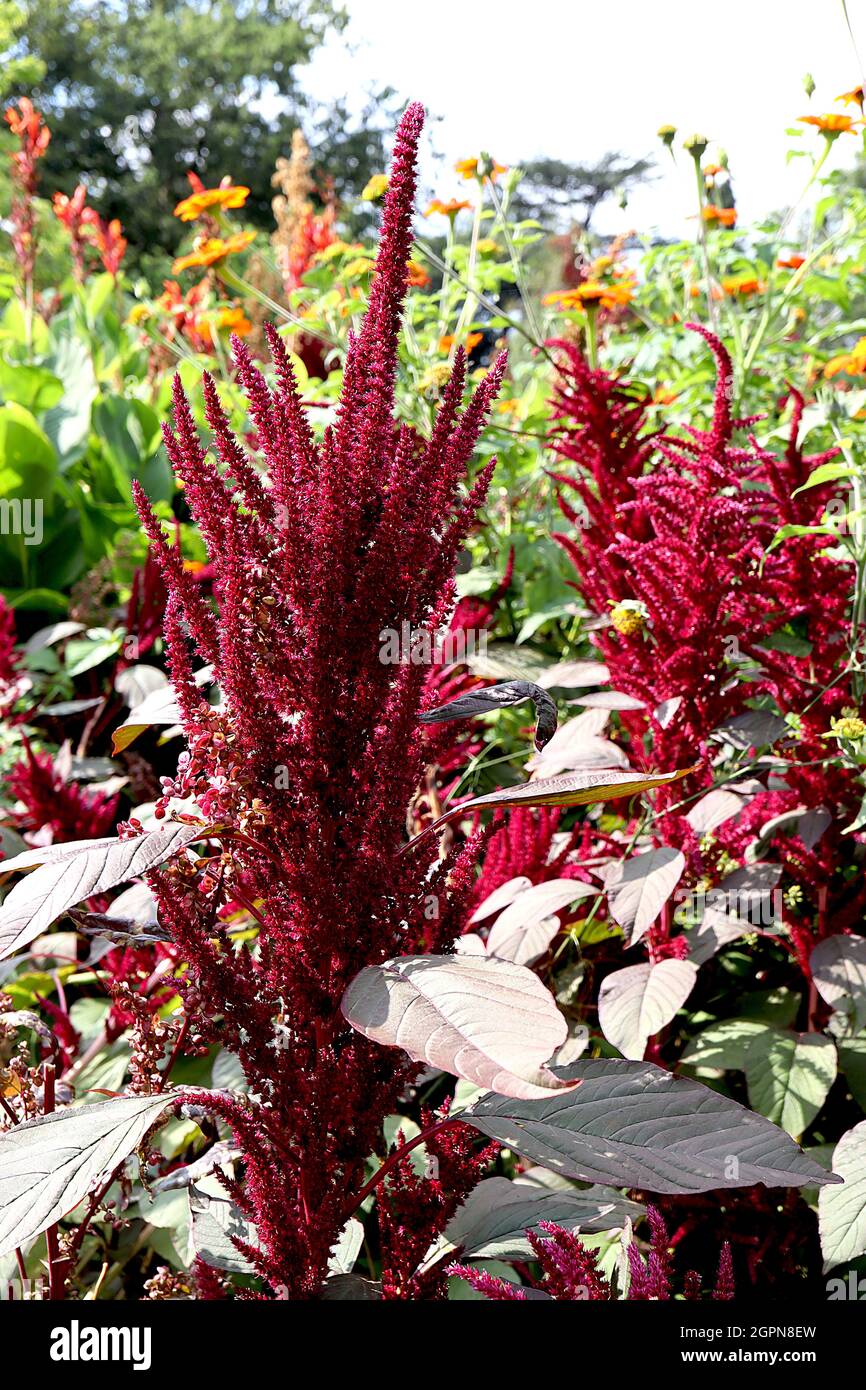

653,387,679,405
4,96,49,154
799,113,861,136
406,259,430,288
544,278,635,312
172,230,255,273
439,332,484,353
174,183,250,221
777,253,806,270
702,205,737,227
720,273,765,297
703,163,726,178
424,197,472,217
214,305,252,336
455,155,508,183
836,86,865,111
824,337,866,378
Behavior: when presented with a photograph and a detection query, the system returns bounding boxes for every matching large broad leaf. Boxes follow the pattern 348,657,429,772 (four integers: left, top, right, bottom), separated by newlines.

744,1031,836,1136
0,823,204,960
486,878,596,966
685,789,743,835
529,729,628,780
0,1092,175,1257
463,1058,838,1194
0,837,119,877
469,877,533,925
411,765,699,844
188,1185,259,1273
811,935,866,1032
598,961,696,1060
819,1121,866,1271
111,684,183,753
434,1176,642,1262
602,847,686,945
341,954,575,1100
680,1019,774,1071
536,660,610,690
838,1036,866,1110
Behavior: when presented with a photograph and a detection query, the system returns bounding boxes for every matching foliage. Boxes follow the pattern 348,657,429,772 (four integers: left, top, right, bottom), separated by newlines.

16,0,395,274
2,80,866,1305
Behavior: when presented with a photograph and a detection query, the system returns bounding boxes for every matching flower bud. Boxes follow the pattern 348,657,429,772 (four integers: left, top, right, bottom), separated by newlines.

683,132,709,160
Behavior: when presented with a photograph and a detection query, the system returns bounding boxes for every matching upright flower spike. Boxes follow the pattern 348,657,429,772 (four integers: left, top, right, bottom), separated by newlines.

132,103,506,1297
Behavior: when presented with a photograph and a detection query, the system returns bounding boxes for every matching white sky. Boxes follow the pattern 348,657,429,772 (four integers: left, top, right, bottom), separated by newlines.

302,0,866,236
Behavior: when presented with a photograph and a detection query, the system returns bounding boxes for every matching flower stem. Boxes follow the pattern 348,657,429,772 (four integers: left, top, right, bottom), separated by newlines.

342,1116,461,1220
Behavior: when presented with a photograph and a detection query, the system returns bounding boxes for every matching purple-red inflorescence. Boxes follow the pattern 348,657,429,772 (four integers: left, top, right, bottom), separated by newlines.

131,102,506,1298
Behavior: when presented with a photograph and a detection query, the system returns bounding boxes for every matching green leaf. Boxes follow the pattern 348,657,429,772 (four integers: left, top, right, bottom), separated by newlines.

792,460,857,495
681,1019,774,1070
0,1092,176,1257
838,1036,866,1109
744,1031,836,1136
820,1120,866,1271
0,362,63,412
0,401,57,497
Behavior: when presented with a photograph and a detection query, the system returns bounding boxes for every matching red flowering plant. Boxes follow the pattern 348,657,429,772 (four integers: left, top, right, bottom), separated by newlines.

458,323,866,1292
0,109,838,1305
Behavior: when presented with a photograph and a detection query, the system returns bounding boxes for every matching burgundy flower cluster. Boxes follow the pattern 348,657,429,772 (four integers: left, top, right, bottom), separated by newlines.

131,103,507,1297
6,741,119,846
548,326,864,968
451,1206,734,1301
549,326,850,772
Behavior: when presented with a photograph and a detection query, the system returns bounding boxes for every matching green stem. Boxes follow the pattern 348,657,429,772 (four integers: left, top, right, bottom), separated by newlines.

692,155,719,333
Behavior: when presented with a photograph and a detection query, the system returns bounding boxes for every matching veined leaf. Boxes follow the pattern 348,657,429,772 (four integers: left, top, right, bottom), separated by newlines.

409,764,700,846
189,1185,259,1273
744,1031,836,1136
603,847,686,945
434,1176,642,1262
341,953,576,1099
820,1121,866,1271
0,1092,176,1257
463,1058,839,1194
811,935,866,1032
598,961,696,1060
486,878,596,965
469,877,533,924
0,823,204,960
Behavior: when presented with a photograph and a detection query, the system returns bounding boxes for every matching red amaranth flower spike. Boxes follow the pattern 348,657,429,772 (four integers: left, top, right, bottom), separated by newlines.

130,102,506,1298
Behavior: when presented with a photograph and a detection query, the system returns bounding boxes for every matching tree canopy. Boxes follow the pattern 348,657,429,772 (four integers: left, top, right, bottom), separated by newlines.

15,0,392,268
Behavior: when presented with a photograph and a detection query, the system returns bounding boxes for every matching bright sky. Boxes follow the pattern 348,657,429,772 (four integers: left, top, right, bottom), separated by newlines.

302,0,866,236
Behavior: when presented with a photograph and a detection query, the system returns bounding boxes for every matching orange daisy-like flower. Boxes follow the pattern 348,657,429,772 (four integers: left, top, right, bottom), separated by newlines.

424,197,472,217
702,205,737,227
174,183,250,221
836,86,865,111
544,278,635,312
777,253,806,270
824,337,866,378
407,260,431,288
703,163,726,178
799,113,861,136
721,273,765,297
439,331,484,353
455,156,508,183
214,306,252,336
172,230,255,273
